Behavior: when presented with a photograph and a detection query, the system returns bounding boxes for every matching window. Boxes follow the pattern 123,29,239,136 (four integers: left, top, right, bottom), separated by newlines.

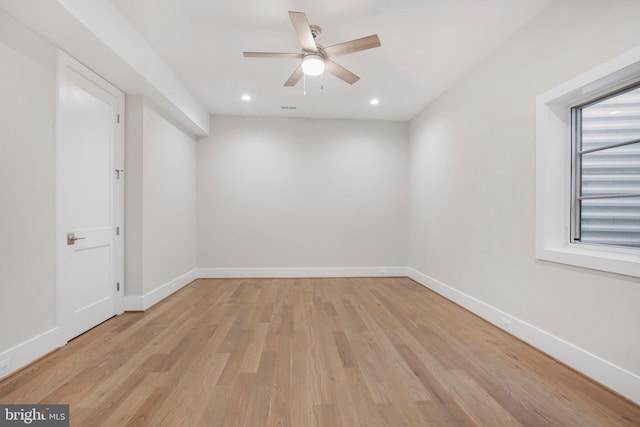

571,84,640,249
536,47,640,278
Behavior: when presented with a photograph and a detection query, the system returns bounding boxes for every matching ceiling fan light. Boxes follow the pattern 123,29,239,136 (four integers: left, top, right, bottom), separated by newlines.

301,54,325,76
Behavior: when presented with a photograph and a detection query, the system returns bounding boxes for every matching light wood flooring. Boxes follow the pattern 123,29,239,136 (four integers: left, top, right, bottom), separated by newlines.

1,277,638,426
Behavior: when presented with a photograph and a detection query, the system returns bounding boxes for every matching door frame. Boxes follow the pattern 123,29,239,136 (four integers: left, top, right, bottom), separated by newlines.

56,50,125,343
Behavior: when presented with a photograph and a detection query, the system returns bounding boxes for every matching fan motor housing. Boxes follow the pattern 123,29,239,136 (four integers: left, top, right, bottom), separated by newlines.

310,25,322,39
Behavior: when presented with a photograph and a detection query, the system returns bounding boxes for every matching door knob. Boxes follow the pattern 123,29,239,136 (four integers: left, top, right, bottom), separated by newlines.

67,232,86,245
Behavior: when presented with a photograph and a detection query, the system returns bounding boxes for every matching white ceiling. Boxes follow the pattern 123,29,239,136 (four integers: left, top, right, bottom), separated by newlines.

109,0,553,121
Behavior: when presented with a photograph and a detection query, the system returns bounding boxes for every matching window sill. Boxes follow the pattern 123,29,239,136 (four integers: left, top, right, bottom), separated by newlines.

536,244,640,278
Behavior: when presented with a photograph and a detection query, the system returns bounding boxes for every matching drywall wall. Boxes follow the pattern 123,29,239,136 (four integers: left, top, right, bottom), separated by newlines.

141,104,197,294
125,99,198,300
197,116,409,269
408,0,640,378
0,10,56,354
124,95,144,297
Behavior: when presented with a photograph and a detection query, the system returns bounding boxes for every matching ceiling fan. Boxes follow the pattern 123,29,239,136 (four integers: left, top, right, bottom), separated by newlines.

243,11,381,87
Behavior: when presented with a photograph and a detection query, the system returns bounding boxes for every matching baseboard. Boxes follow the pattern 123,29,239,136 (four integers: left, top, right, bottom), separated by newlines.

0,327,64,380
197,266,408,279
407,268,640,405
124,268,198,311
124,267,405,310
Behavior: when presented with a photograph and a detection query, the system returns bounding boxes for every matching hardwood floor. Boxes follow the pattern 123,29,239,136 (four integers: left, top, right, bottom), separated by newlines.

1,277,638,426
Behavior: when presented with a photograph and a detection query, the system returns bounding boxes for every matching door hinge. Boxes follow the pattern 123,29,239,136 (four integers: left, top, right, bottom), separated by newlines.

116,282,120,292
117,114,120,123
116,226,120,236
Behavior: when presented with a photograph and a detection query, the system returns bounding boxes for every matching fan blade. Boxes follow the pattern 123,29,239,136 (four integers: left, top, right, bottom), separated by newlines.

322,35,381,58
325,60,360,85
284,65,304,87
288,11,317,52
243,52,303,59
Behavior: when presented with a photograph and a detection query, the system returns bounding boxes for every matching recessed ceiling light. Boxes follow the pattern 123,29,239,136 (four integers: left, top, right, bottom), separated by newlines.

370,98,380,106
241,94,251,101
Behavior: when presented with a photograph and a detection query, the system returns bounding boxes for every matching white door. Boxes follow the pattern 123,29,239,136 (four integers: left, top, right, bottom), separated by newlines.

57,50,124,341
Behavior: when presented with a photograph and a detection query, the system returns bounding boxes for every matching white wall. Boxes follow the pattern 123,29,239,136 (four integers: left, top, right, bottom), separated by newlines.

124,95,144,297
125,99,198,303
141,105,197,293
0,10,56,354
408,0,640,380
197,116,408,270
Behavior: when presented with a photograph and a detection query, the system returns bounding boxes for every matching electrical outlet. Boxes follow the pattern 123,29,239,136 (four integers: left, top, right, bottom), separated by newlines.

223,271,232,277
0,358,10,376
500,317,512,331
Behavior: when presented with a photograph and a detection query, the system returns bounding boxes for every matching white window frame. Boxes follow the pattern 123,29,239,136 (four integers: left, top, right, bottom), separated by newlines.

536,47,640,278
